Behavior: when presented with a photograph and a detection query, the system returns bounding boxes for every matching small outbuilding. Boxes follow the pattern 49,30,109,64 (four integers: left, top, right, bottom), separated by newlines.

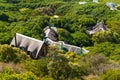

87,21,108,35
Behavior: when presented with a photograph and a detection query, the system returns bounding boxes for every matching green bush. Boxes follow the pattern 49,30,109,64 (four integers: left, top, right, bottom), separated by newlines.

25,57,51,77
100,70,120,80
47,54,86,80
65,52,80,61
47,55,71,80
0,44,30,63
57,28,73,43
0,13,9,21
72,31,92,46
41,76,54,80
80,54,109,76
117,6,120,10
92,30,120,44
87,42,120,62
110,48,120,61
0,67,37,80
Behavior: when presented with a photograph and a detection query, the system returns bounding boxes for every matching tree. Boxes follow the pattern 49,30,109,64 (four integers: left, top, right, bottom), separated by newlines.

92,30,120,44
57,28,73,43
72,31,92,46
0,13,9,21
0,44,30,63
6,0,20,3
100,70,120,80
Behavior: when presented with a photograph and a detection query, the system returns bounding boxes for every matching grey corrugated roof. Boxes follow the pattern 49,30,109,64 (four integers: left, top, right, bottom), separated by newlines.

47,38,89,54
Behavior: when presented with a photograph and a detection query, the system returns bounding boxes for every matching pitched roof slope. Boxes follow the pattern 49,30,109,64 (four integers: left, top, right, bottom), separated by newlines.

44,26,58,41
10,33,44,59
87,21,108,35
47,38,89,54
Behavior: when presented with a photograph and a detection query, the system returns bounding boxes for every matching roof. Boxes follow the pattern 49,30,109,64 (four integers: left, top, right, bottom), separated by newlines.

106,2,117,10
93,0,98,3
53,15,59,18
87,21,108,35
44,26,89,54
10,33,44,59
44,26,58,41
79,2,87,4
46,38,89,54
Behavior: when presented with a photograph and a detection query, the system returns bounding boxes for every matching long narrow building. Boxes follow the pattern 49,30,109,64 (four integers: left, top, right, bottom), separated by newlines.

10,26,89,59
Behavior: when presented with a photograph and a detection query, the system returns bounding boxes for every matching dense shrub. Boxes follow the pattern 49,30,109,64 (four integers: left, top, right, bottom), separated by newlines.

0,13,9,21
0,0,120,46
78,53,120,79
117,6,120,10
0,67,37,80
41,76,54,80
0,0,120,79
57,28,73,43
72,31,92,46
87,42,120,61
19,8,32,15
100,70,120,80
47,54,87,80
47,54,71,80
25,57,51,77
92,30,120,44
106,21,120,34
65,52,80,61
82,54,109,75
0,44,30,63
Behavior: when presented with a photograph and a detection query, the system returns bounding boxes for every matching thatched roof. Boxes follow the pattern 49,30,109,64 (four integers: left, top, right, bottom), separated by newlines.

87,21,108,35
10,26,89,59
10,33,44,59
44,26,58,41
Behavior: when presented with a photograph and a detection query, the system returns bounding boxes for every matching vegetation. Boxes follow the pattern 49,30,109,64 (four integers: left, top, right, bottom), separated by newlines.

0,44,30,63
0,45,120,79
100,70,120,80
0,0,120,80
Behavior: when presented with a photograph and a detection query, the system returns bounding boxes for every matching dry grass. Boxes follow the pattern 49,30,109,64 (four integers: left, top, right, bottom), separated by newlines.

83,75,100,80
0,62,26,73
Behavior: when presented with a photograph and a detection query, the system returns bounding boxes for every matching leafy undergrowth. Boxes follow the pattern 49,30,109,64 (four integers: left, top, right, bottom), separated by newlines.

0,67,37,80
0,0,120,79
0,45,120,80
0,44,30,63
